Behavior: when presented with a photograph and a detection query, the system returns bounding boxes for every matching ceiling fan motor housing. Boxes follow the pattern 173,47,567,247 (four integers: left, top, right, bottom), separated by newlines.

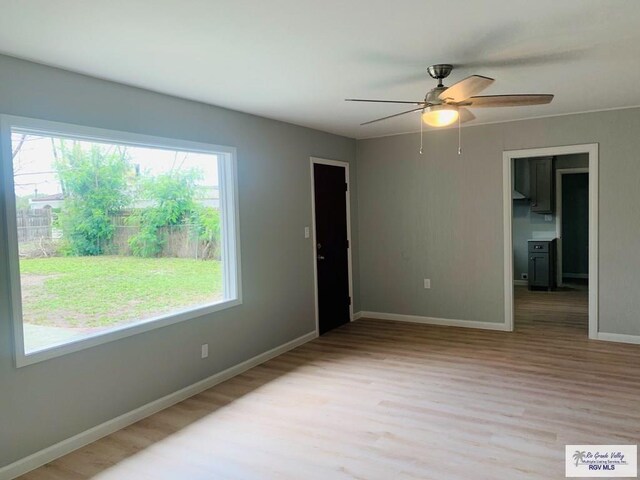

427,64,453,81
425,86,447,104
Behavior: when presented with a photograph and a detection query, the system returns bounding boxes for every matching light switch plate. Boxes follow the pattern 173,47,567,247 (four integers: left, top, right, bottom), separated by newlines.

304,226,310,238
424,279,431,289
201,344,209,359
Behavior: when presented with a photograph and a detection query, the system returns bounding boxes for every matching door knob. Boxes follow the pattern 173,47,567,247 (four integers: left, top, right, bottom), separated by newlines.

317,255,325,260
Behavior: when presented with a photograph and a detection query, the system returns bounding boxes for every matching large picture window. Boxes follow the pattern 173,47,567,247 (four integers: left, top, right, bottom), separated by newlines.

1,117,241,366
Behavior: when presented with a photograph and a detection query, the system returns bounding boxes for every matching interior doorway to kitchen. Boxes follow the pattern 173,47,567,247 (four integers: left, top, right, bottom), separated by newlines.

503,144,598,339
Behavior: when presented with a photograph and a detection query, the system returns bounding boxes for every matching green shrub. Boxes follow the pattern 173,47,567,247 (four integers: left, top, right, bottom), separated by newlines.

54,141,130,256
128,169,203,257
193,207,221,260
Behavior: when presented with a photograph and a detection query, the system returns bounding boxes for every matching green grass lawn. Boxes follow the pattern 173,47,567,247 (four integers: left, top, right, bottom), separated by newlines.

20,256,223,328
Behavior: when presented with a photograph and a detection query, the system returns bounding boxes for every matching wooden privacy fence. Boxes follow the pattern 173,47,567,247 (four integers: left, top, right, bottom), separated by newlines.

108,214,220,260
16,209,53,243
15,210,219,260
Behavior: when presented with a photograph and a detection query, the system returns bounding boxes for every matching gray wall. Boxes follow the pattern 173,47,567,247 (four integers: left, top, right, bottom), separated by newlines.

556,153,589,170
0,55,358,468
511,154,589,279
356,108,640,334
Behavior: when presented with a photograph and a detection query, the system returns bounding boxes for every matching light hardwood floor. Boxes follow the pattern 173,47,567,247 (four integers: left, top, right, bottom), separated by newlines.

19,287,640,480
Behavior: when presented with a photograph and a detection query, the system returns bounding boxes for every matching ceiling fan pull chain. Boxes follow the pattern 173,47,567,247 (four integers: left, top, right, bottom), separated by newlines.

419,113,424,155
457,114,462,156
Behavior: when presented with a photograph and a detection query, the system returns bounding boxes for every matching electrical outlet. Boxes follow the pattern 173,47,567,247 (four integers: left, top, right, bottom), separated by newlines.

201,344,209,359
304,226,310,239
544,214,553,222
521,273,528,280
424,279,431,289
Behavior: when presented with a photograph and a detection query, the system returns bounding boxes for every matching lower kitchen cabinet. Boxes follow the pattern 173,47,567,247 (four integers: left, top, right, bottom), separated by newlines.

528,239,557,290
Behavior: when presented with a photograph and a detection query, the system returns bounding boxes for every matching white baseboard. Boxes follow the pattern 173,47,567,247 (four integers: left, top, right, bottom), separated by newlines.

596,332,640,345
513,279,528,286
352,311,363,320
358,311,509,331
0,331,316,480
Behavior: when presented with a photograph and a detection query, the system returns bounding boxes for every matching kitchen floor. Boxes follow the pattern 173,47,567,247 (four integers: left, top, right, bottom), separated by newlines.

514,284,588,334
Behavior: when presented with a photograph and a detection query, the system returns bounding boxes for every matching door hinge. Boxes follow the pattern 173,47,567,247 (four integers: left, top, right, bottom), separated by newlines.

346,239,349,249
345,182,348,192
348,296,351,306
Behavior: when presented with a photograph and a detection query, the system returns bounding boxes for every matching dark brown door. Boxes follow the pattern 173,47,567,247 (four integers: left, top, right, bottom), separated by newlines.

313,163,350,335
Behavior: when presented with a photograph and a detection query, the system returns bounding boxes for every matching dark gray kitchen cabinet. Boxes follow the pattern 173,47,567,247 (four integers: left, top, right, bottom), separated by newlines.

528,239,557,290
529,156,555,214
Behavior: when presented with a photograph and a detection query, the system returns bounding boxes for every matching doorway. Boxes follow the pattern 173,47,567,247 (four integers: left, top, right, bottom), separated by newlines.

556,168,589,287
310,157,353,335
502,144,598,338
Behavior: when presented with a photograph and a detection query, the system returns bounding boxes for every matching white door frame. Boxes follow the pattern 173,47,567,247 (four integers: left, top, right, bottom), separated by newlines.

502,144,598,338
310,157,354,337
555,167,589,287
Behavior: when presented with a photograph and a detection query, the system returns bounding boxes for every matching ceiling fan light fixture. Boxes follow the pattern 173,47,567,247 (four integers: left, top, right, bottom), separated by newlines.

421,105,459,127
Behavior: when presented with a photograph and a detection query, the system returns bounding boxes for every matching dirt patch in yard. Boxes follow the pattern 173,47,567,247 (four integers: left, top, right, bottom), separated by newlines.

20,273,58,303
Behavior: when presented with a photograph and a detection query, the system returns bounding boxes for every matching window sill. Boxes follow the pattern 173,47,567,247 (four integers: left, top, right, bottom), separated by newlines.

15,298,242,368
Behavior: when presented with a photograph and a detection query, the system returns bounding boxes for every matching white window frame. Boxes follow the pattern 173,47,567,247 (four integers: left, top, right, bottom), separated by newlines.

0,115,242,367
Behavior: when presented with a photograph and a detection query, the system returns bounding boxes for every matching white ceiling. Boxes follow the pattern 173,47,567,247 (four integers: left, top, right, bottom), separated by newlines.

1,0,639,139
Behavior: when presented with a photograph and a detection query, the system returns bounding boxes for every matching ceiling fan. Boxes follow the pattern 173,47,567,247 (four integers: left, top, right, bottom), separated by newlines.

346,64,553,127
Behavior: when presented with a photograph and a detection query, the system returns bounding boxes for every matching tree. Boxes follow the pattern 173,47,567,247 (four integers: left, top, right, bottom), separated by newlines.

128,169,203,257
12,133,28,159
193,206,221,260
15,195,32,210
54,141,130,255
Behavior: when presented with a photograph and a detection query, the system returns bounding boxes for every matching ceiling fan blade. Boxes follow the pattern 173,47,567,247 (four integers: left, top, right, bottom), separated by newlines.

465,94,554,107
346,98,426,105
360,107,424,126
438,75,494,103
459,108,476,123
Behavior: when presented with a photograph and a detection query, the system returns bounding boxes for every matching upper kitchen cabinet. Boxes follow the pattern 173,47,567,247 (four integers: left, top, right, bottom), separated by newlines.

529,156,555,214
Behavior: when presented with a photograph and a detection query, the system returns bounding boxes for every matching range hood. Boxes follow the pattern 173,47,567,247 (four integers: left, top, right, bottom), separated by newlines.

512,159,530,200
